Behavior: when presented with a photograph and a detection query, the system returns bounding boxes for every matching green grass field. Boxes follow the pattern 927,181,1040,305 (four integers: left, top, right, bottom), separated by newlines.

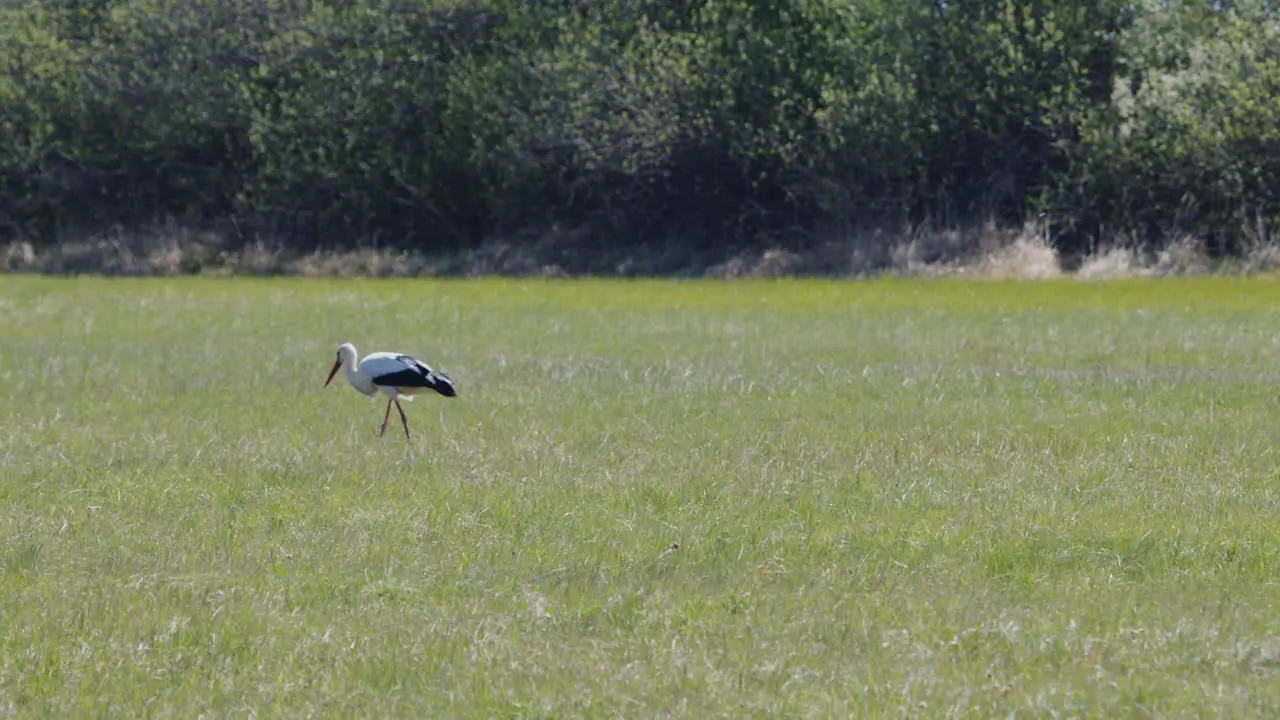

4,275,1280,717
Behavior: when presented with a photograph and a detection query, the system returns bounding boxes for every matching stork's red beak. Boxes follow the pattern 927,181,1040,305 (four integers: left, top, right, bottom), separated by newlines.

324,358,341,387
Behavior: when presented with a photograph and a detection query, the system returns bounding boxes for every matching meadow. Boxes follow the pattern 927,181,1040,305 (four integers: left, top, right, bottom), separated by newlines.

3,275,1280,717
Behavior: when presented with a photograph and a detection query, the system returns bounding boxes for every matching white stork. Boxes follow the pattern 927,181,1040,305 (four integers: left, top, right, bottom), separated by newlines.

324,342,456,439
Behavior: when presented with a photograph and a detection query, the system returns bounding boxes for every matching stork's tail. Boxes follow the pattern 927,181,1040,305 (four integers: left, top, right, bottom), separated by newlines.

427,371,457,398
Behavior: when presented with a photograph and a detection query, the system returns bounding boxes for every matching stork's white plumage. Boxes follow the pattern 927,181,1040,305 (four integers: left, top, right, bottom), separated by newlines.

324,342,456,439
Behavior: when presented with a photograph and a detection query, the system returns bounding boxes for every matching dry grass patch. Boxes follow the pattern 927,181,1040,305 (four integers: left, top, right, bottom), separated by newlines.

886,220,1061,279
970,222,1061,279
1076,235,1219,280
1076,245,1150,280
1156,236,1211,275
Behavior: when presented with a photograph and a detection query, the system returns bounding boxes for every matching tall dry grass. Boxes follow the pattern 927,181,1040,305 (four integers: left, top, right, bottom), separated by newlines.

4,217,1278,279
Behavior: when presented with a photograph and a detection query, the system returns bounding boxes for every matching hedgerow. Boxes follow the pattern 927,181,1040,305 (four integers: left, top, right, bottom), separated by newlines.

1,0,1276,260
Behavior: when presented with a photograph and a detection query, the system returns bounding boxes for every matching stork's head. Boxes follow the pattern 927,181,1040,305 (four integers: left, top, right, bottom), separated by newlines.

325,343,358,387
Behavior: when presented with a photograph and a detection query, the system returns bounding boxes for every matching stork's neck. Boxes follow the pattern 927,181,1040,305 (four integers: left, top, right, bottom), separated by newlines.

344,359,373,393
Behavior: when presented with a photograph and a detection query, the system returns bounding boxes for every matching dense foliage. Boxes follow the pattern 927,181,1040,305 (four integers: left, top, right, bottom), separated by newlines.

1,0,1277,257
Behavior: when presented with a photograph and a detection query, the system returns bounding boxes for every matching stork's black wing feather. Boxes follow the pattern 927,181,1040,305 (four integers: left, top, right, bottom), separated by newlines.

372,355,457,397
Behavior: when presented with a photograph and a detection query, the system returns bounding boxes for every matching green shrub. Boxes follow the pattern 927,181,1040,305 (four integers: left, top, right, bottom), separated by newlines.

0,3,88,236
1058,0,1280,254
241,0,498,249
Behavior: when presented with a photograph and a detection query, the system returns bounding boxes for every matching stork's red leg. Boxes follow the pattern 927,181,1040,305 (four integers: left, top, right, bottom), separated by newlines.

394,399,411,440
380,396,393,436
